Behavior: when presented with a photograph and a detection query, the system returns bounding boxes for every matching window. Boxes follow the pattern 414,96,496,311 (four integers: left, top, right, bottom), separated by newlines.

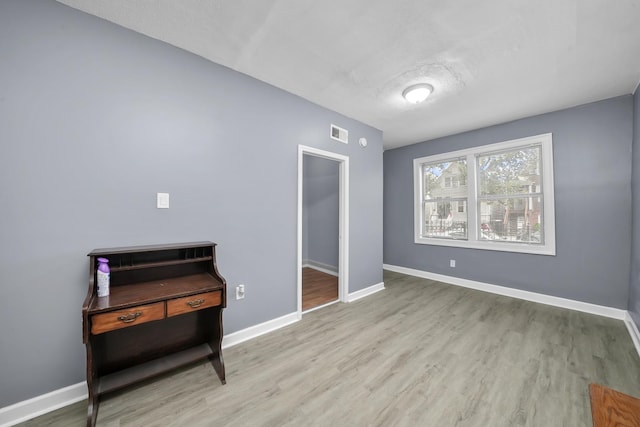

414,133,555,255
421,158,468,240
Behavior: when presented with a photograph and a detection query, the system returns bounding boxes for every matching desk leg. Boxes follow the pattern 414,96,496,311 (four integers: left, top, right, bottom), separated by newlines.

86,392,98,427
209,351,226,385
209,307,226,384
85,343,99,427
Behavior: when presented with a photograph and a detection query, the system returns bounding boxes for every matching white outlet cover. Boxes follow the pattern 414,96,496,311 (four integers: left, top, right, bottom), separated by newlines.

236,285,245,300
157,193,170,209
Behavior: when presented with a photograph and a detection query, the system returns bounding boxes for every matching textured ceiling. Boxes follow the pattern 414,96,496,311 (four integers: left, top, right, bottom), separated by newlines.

56,0,640,149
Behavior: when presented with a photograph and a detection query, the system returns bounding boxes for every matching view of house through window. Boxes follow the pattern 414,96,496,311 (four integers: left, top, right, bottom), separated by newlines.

422,158,468,239
414,134,555,255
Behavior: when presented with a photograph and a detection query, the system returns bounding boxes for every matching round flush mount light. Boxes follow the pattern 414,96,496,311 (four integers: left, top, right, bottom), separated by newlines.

402,83,434,104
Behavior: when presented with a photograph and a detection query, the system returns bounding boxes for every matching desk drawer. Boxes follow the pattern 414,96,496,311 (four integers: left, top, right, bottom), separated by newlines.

167,291,221,317
91,302,165,335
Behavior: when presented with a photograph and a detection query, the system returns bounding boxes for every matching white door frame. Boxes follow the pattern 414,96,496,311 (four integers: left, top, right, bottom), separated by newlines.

297,145,349,318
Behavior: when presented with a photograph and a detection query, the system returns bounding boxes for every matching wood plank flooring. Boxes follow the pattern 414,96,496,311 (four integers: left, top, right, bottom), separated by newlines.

302,267,338,311
589,383,640,426
17,270,640,426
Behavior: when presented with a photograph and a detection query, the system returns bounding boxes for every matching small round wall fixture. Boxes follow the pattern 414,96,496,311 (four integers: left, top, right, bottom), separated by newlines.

402,83,434,104
358,137,368,147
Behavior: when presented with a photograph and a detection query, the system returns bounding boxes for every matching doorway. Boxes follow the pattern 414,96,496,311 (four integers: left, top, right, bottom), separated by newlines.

297,145,349,317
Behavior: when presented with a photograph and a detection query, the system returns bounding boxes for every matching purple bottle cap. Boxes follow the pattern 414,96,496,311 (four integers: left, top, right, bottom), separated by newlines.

97,257,110,274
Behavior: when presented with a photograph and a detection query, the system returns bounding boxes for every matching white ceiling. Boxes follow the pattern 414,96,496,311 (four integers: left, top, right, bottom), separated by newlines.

56,0,640,149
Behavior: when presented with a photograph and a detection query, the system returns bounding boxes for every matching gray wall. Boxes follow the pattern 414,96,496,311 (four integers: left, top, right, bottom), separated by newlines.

384,96,633,309
303,155,340,270
0,0,383,408
630,88,640,329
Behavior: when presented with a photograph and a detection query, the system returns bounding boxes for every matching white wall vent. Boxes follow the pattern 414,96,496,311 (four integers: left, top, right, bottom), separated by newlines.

330,124,348,144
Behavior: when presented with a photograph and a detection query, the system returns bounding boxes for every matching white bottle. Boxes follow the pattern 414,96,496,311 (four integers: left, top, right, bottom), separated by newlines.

97,257,110,297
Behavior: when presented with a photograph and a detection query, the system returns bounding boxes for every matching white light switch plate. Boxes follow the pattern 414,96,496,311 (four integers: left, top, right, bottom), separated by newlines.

157,193,170,209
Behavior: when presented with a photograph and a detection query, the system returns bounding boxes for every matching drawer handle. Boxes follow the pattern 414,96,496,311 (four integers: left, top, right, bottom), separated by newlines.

187,298,205,308
118,311,142,323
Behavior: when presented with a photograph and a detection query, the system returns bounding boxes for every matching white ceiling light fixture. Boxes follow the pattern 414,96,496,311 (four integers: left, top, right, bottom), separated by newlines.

402,83,434,104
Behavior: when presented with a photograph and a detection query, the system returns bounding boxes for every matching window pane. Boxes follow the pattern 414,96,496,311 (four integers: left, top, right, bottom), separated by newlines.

479,197,543,243
423,200,467,239
423,159,467,199
477,146,541,197
421,159,468,240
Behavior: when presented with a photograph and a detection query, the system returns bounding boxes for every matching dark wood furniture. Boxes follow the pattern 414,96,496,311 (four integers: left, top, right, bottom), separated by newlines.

589,383,640,427
82,242,226,427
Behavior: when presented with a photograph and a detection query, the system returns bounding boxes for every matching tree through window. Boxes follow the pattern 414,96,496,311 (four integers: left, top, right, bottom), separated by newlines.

477,145,543,243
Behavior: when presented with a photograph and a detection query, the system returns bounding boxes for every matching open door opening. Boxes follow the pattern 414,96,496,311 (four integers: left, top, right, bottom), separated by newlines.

302,154,339,311
297,146,349,317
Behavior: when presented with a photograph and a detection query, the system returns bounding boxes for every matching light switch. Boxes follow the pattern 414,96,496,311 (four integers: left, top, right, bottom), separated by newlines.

157,193,170,209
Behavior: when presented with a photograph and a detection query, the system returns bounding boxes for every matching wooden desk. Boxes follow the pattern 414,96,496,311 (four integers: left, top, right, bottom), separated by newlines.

82,242,227,427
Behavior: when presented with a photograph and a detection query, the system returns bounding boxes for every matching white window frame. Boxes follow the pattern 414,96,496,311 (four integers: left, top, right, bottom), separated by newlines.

414,133,556,255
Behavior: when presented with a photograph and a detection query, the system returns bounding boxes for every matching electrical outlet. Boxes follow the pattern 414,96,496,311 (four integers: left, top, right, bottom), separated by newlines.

450,259,456,268
236,284,245,300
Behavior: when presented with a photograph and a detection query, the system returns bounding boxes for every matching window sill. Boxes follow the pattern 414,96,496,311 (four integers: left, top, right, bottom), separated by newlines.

414,237,556,256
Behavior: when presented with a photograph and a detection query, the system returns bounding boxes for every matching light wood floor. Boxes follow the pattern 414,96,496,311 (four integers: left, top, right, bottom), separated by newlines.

18,270,640,426
302,267,338,311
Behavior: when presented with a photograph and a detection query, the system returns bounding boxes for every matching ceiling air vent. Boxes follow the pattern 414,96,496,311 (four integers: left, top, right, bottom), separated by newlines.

330,124,348,144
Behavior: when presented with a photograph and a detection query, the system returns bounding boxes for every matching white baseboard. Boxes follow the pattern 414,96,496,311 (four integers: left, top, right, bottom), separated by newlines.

625,312,640,358
383,264,628,320
222,312,299,349
347,282,385,302
0,382,87,427
302,260,339,277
